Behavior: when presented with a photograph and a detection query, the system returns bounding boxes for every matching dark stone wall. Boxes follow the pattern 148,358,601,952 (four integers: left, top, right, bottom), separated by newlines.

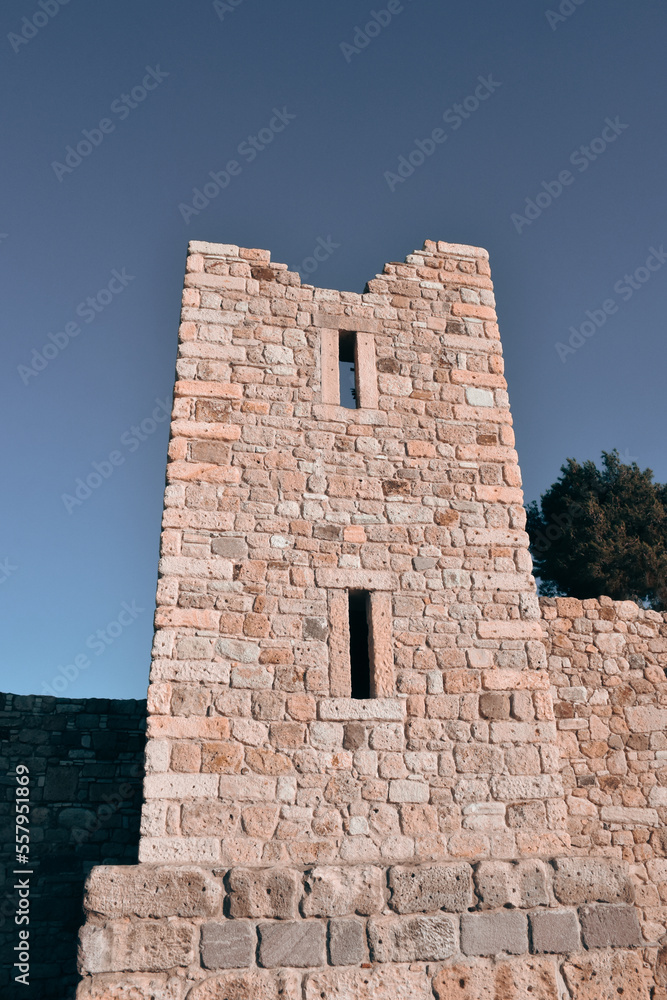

0,692,146,999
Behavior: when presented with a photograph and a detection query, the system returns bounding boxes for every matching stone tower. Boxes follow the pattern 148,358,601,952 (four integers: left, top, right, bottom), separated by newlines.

76,240,659,999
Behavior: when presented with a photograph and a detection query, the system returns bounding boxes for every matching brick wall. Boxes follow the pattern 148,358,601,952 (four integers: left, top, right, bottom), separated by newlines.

543,596,667,953
0,693,145,999
72,240,667,997
140,237,566,874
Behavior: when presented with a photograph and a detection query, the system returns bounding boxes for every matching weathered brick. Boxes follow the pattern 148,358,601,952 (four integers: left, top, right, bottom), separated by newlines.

562,950,651,1000
186,970,302,1000
201,920,255,969
460,911,528,956
530,909,580,953
389,863,472,913
368,914,456,962
328,918,367,965
474,860,548,909
433,958,561,1000
304,967,433,1000
84,865,222,919
257,920,327,968
578,904,643,948
227,868,299,919
552,858,634,905
302,866,384,917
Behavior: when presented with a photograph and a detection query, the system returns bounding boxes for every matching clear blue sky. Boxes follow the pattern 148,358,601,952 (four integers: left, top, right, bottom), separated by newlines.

2,0,665,699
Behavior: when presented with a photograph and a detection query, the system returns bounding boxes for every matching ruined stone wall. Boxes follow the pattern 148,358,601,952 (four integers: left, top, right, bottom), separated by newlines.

74,241,667,997
139,237,566,873
0,693,145,999
543,596,667,956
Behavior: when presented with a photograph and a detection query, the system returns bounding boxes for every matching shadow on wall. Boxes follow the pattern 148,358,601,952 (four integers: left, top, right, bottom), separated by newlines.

0,693,146,1000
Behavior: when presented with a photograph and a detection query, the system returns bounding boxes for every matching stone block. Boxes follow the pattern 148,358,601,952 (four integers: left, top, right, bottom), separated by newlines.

460,911,528,956
84,865,222,919
388,779,429,802
257,920,327,968
562,950,652,1000
368,914,456,962
474,860,548,909
432,958,560,1000
579,904,643,948
328,918,367,965
228,868,300,919
79,919,196,973
302,866,384,916
76,972,188,1000
552,857,634,904
389,863,472,913
201,921,255,969
530,909,580,953
478,692,510,720
304,967,433,1000
186,969,302,1000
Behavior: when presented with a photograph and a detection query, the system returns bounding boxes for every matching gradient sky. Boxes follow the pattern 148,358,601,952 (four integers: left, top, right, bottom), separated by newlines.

2,0,666,699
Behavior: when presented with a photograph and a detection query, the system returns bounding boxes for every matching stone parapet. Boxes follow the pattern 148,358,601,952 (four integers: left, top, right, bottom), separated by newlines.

77,859,655,996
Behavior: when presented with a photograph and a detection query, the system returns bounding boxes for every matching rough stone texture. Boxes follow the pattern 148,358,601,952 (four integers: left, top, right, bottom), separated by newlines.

328,918,367,966
552,858,634,904
474,860,548,909
185,970,301,1000
76,974,187,1000
579,904,643,948
432,958,560,999
133,238,566,873
530,909,580,953
227,868,299,919
70,241,667,994
368,914,457,962
257,920,327,968
304,967,433,1000
85,865,222,918
460,911,529,956
200,921,255,969
301,865,384,916
79,919,196,973
388,863,473,913
562,950,652,999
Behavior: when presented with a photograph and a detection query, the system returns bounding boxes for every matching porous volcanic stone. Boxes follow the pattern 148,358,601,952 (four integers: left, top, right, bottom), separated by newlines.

388,863,472,913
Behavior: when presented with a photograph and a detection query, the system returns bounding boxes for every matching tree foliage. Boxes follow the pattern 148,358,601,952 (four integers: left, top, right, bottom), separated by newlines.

526,450,667,609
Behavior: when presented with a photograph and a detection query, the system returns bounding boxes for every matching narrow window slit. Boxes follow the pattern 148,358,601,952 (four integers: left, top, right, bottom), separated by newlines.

348,589,371,699
338,331,358,409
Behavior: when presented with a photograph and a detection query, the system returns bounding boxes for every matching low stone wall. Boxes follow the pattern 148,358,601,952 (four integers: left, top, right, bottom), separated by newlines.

0,693,145,1000
77,858,655,998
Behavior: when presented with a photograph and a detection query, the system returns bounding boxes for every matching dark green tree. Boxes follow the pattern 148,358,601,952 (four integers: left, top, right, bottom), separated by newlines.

526,450,667,609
